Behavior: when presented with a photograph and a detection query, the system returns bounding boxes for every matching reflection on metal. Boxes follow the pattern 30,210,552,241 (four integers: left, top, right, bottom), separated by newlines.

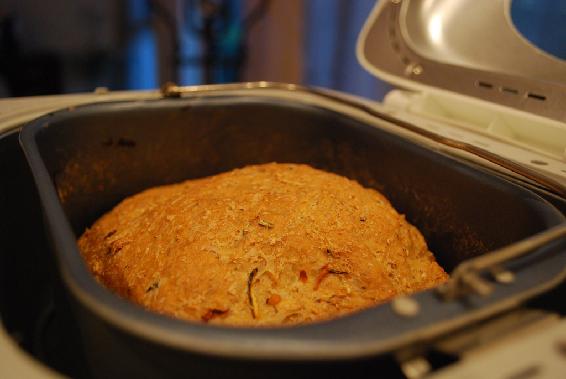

409,63,423,76
391,296,421,318
491,266,515,284
93,87,110,94
427,13,442,45
400,356,432,379
160,81,290,97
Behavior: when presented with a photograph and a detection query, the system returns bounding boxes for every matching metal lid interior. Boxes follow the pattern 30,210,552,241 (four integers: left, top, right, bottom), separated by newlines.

357,0,566,122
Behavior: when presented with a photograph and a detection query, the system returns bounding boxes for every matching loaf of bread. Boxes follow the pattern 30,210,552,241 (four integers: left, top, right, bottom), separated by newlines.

78,163,448,326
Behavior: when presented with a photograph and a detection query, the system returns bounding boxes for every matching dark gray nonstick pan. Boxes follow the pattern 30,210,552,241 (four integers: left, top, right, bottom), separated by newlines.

19,88,566,378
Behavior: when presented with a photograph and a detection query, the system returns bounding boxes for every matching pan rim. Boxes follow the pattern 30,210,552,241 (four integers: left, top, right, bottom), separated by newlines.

19,88,566,361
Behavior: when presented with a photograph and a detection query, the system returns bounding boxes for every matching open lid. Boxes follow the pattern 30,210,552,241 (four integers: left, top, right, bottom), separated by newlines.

357,0,566,123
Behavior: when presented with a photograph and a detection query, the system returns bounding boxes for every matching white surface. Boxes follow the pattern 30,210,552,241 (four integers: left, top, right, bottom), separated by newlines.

0,90,160,134
429,318,566,379
0,325,62,379
383,89,566,185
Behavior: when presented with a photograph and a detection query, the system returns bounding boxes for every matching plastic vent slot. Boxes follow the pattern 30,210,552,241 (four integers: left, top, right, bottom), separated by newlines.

500,87,519,95
476,81,494,89
527,93,546,101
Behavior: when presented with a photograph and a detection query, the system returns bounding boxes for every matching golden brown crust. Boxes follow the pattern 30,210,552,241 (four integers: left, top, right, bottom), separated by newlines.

78,163,448,326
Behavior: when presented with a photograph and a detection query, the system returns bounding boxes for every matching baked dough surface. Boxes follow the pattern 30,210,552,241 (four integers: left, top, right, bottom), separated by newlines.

78,163,448,326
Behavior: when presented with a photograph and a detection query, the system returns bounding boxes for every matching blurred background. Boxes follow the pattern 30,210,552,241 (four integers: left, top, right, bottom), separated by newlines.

0,0,564,100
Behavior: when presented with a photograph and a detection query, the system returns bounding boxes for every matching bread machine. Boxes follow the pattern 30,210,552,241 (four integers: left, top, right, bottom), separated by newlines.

2,0,566,378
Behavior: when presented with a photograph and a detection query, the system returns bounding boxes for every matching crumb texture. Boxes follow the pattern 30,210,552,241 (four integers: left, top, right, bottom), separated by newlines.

78,163,448,326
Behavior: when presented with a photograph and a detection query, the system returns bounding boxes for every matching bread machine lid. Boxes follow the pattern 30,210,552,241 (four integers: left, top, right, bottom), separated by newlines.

357,0,566,123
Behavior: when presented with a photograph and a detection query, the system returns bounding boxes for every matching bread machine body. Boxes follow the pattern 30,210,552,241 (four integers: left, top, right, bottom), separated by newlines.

19,91,566,377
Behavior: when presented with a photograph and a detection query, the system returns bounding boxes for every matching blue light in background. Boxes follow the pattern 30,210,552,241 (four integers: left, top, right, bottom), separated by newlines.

303,0,391,100
126,0,158,90
122,0,566,92
179,0,242,84
511,0,566,60
179,3,203,86
213,0,242,83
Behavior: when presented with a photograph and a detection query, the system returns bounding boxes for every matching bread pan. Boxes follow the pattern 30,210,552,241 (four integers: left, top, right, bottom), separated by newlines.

20,89,566,378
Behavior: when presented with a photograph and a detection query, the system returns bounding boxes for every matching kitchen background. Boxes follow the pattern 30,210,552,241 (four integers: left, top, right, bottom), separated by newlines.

0,0,564,100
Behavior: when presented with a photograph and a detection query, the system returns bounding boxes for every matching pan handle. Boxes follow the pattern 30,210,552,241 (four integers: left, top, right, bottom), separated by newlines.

436,223,566,300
